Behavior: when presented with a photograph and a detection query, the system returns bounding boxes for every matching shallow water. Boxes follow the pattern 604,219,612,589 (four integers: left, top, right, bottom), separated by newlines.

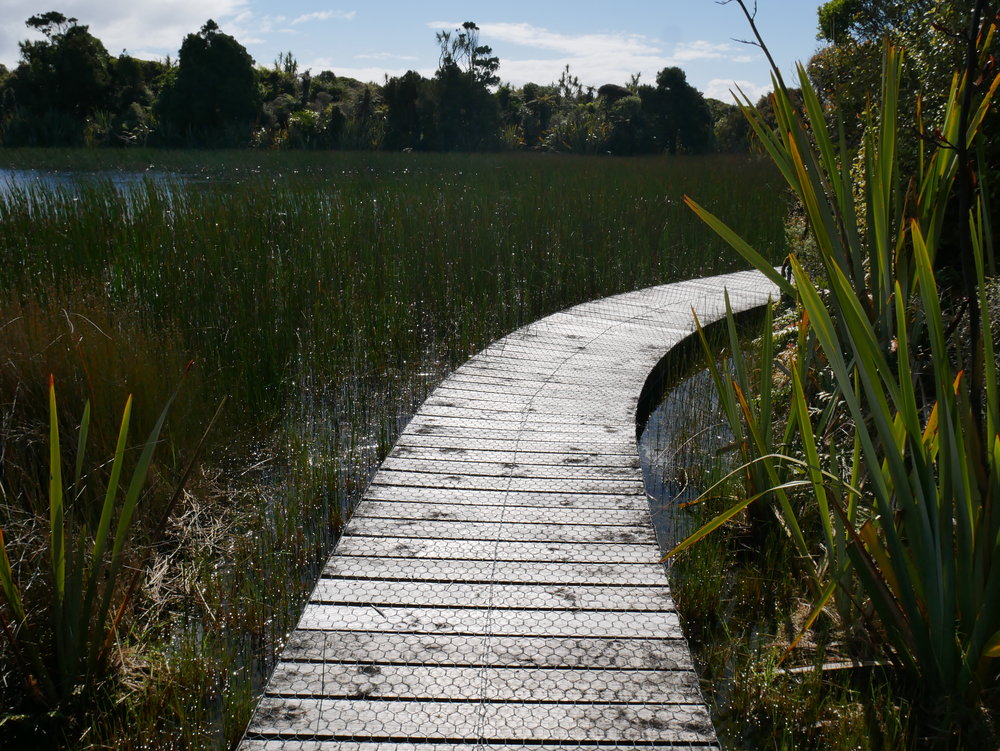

0,166,179,199
638,366,734,554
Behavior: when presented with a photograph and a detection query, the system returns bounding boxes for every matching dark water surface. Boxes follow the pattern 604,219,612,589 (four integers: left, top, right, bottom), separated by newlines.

639,366,734,555
0,166,180,198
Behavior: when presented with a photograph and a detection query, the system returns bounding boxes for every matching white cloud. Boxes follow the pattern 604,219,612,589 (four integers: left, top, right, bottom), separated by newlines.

229,13,285,37
704,78,772,104
302,60,434,82
428,20,660,59
291,10,356,25
422,21,766,90
671,40,733,62
355,52,418,62
425,21,666,87
496,57,653,88
1,0,249,64
0,2,355,66
125,49,169,62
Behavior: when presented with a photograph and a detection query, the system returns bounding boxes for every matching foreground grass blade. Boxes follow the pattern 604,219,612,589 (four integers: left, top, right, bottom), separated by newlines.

684,196,794,297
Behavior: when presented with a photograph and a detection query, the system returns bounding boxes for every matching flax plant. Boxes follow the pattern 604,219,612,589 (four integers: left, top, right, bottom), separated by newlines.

690,297,810,560
670,22,1000,713
0,373,206,709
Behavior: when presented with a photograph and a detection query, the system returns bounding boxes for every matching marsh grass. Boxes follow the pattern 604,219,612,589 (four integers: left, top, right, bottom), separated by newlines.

640,321,915,750
0,149,786,747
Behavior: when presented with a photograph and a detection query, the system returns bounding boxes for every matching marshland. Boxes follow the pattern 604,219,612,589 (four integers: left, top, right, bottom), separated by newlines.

4,1,1000,749
0,149,786,747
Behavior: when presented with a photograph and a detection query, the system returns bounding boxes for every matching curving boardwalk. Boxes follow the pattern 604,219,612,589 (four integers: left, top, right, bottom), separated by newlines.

240,270,778,751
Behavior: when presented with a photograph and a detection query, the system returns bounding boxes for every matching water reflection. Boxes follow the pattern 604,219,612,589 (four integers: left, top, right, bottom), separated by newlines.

0,167,181,204
638,367,734,555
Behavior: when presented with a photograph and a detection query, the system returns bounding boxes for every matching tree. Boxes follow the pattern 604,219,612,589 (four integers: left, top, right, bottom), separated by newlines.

519,82,557,148
155,20,259,145
435,22,500,87
106,54,166,146
602,93,652,154
642,67,713,154
707,97,749,153
428,22,500,151
13,12,111,121
430,60,499,151
816,0,927,43
808,1,999,256
810,1,988,123
383,70,433,150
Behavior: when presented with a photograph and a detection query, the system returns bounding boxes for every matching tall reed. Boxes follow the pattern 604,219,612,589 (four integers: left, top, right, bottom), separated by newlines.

0,151,789,746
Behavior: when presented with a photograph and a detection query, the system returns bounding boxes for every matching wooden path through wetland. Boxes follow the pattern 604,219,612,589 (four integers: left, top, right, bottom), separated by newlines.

240,269,778,750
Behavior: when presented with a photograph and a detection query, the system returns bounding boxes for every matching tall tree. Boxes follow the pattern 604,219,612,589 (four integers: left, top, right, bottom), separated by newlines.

642,67,712,154
429,22,500,151
816,0,927,43
519,83,557,148
383,70,433,150
13,12,111,121
430,60,500,151
155,20,259,145
435,22,500,87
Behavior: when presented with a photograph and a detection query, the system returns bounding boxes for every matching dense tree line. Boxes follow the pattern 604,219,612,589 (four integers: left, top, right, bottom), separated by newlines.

806,0,1000,262
7,6,983,156
0,12,735,153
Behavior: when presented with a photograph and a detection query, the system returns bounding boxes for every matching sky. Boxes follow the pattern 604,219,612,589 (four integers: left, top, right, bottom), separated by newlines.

0,1,825,103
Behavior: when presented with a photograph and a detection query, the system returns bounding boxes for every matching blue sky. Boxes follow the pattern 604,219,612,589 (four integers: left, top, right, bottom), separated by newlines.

1,1,824,102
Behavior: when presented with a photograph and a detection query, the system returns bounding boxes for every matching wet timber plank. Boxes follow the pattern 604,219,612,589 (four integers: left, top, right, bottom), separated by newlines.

247,698,714,743
362,486,651,510
295,605,682,636
387,444,641,463
243,745,710,751
243,746,715,751
239,270,778,750
376,458,640,479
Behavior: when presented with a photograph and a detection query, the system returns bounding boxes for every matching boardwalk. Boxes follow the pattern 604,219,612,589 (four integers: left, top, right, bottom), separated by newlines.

240,270,778,750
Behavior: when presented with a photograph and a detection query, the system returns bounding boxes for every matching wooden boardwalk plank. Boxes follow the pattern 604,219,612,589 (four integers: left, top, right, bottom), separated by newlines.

247,697,715,743
362,486,650,510
352,500,647,525
244,744,715,751
380,436,638,455
310,580,675,611
334,537,661,563
368,468,644,490
373,459,642,480
295,605,682,637
321,558,667,585
342,518,653,544
386,449,641,471
280,631,697,670
265,663,701,702
239,270,777,749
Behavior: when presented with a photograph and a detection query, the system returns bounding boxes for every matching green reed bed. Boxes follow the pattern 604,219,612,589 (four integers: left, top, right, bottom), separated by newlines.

0,150,786,748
